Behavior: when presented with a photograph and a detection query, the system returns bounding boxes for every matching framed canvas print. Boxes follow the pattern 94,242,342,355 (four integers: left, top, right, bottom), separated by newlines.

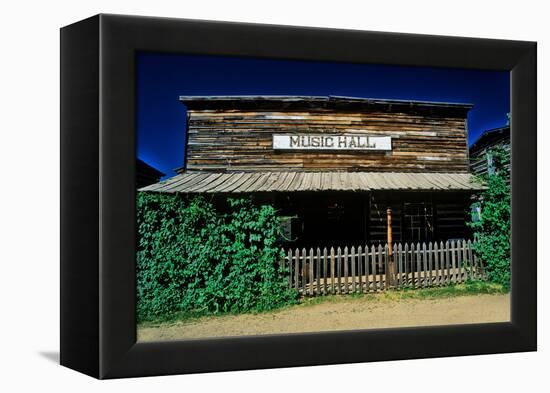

60,14,536,379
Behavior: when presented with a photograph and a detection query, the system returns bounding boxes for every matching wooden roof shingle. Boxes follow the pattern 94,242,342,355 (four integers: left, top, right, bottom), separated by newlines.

140,172,485,193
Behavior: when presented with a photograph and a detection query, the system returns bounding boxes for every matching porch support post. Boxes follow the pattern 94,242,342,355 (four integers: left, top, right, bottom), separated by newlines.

386,207,396,288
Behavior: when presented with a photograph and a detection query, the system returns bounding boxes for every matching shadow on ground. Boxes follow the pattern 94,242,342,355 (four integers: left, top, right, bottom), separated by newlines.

39,351,59,364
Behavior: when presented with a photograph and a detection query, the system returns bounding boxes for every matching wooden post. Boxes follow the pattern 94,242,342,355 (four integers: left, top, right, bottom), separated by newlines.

386,207,396,287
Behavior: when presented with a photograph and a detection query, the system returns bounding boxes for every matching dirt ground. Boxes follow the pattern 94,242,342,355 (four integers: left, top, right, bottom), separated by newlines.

137,293,510,342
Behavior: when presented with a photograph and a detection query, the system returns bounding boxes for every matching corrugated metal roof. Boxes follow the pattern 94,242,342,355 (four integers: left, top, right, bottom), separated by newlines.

140,172,485,193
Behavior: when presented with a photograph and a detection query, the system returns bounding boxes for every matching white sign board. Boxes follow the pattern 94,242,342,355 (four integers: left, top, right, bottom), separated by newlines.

272,134,392,151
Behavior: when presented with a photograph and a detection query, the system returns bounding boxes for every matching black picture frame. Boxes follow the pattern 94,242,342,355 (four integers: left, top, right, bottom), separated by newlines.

60,14,536,379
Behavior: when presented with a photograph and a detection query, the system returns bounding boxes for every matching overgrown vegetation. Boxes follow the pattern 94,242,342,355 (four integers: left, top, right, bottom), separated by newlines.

468,146,511,289
136,193,297,322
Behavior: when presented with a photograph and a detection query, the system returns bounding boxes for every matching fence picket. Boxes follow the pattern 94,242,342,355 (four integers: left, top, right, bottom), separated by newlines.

404,243,409,287
301,248,307,294
416,243,422,288
323,247,328,295
316,247,321,295
444,241,450,285
421,242,427,288
434,242,439,287
357,246,363,293
467,239,475,280
350,246,356,293
410,243,416,288
337,247,342,294
330,247,335,294
294,248,299,292
365,245,371,292
439,242,445,285
461,241,468,283
428,241,433,286
456,240,463,283
288,249,293,288
397,243,403,288
308,248,313,296
450,240,456,283
374,245,379,291
344,247,349,294
370,245,376,292
379,244,385,290
285,239,479,296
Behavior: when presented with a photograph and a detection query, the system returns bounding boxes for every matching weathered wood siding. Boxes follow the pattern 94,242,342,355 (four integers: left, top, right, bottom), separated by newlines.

470,139,510,183
368,192,470,243
185,109,469,173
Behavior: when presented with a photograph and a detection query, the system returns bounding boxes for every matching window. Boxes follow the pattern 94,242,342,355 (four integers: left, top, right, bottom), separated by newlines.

403,202,434,242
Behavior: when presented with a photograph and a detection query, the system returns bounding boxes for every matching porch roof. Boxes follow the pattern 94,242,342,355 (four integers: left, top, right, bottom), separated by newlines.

140,171,485,194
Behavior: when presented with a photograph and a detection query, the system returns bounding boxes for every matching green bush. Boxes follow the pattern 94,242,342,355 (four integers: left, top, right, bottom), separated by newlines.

468,146,511,288
136,193,297,322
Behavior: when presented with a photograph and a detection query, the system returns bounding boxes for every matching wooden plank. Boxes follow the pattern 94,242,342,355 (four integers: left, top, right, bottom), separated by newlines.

344,247,349,294
316,247,321,295
294,247,299,293
330,247,335,294
463,240,470,282
287,249,293,288
474,241,481,279
457,240,463,283
410,243,416,288
428,242,433,287
467,239,475,280
445,240,451,285
185,107,470,174
302,248,308,294
351,246,357,293
404,243,409,287
397,243,403,288
371,245,378,292
357,246,363,293
379,244,385,290
450,240,456,283
337,247,342,294
422,242,428,288
440,241,445,285
416,243,422,288
323,247,328,295
434,242,440,287
309,248,314,296
365,245,370,292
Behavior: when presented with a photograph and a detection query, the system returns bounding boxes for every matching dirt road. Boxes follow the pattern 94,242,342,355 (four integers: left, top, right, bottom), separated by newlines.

137,293,509,342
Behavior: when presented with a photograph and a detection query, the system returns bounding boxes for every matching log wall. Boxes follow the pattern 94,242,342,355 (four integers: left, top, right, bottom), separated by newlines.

184,109,469,173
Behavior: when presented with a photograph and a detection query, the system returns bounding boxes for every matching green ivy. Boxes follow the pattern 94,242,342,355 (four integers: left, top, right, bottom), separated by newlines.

136,193,297,322
467,146,511,289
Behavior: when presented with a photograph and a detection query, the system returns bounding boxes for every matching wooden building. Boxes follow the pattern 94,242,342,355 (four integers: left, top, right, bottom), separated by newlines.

469,125,510,183
136,159,165,189
142,96,485,249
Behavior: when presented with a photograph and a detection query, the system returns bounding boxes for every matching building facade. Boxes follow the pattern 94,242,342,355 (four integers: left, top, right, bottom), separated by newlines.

136,158,165,189
142,96,484,249
469,126,510,183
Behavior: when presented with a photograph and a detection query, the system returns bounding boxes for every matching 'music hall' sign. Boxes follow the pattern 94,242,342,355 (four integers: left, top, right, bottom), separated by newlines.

273,134,392,151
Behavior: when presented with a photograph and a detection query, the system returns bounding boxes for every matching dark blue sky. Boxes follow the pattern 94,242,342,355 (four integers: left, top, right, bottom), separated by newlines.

137,52,510,178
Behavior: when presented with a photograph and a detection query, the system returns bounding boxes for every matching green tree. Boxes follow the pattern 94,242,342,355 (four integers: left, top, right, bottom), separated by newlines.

468,146,511,288
136,193,297,321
